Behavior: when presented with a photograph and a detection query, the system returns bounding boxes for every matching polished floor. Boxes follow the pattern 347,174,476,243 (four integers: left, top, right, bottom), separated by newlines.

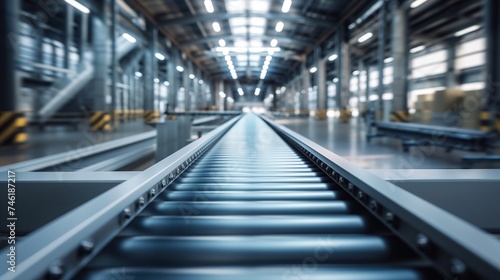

1,115,498,169
277,116,497,169
0,120,153,166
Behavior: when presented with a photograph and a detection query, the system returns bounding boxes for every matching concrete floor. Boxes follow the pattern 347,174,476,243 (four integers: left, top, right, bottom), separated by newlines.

277,116,482,169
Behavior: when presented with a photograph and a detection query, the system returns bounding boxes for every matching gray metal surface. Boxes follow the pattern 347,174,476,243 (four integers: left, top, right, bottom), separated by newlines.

262,115,500,279
373,169,500,231
3,114,499,280
0,115,241,280
0,131,156,172
75,114,441,280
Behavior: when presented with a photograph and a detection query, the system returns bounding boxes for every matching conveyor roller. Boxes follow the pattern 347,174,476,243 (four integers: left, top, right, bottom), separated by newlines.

75,114,441,279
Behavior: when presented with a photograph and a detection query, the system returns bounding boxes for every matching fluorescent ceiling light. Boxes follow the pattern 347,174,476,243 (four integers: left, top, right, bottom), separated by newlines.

282,0,292,13
275,22,284,32
455,25,481,37
212,22,221,32
263,65,269,70
176,66,184,72
238,88,244,96
225,55,232,61
215,47,281,53
218,39,226,47
65,0,90,14
122,33,136,43
204,0,215,13
163,81,170,86
270,39,278,47
155,53,165,60
333,78,339,83
255,88,261,96
358,32,373,43
384,57,394,63
410,45,426,53
328,54,338,61
410,0,427,9
154,78,160,83
266,55,273,61
352,70,360,75
134,71,142,78
199,80,204,84
309,67,317,73
264,60,270,66
189,74,195,79
228,65,235,70
219,91,226,98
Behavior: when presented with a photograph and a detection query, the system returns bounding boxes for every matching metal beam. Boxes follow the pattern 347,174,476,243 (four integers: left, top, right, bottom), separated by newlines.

158,12,336,28
180,34,315,48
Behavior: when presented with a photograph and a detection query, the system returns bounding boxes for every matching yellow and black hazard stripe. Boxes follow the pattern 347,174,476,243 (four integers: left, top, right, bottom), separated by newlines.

496,112,500,132
89,111,111,132
144,110,160,123
340,109,351,123
479,111,491,132
0,111,28,146
390,110,409,122
315,110,327,120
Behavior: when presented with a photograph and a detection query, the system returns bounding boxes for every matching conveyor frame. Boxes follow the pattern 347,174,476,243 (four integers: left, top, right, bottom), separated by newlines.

1,113,499,280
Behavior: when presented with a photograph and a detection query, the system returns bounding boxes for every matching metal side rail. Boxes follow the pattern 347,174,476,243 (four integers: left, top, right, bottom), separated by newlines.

0,131,157,172
0,114,498,280
368,121,497,153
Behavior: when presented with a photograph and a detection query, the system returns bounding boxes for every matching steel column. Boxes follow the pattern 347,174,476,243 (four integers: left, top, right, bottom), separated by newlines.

317,55,327,112
90,15,109,111
484,0,500,128
64,5,74,70
143,27,156,113
111,0,118,126
446,39,458,89
391,0,409,112
0,0,19,111
377,0,387,118
301,62,310,112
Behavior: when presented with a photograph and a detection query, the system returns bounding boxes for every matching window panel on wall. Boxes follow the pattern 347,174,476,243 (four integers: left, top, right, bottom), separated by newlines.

456,37,485,57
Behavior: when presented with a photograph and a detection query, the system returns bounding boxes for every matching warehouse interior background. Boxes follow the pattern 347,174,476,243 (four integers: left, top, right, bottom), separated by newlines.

0,0,499,170
1,0,500,279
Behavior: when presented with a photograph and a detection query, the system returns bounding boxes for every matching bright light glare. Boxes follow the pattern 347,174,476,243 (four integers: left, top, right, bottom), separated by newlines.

270,39,278,47
204,0,215,13
410,0,427,9
212,22,221,32
454,25,481,37
275,22,284,32
309,67,317,73
134,72,142,78
219,39,226,47
410,45,426,53
176,66,184,72
122,33,136,43
358,32,373,43
189,74,195,79
384,57,394,63
65,0,90,14
155,53,165,60
219,91,226,98
282,0,292,13
328,54,338,61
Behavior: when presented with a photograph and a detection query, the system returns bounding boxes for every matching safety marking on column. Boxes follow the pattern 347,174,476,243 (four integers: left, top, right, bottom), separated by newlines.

0,111,28,145
390,111,409,122
90,111,111,132
479,111,491,132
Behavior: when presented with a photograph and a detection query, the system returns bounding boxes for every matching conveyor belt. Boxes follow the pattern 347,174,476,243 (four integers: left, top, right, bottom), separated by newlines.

75,115,440,280
3,114,500,280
